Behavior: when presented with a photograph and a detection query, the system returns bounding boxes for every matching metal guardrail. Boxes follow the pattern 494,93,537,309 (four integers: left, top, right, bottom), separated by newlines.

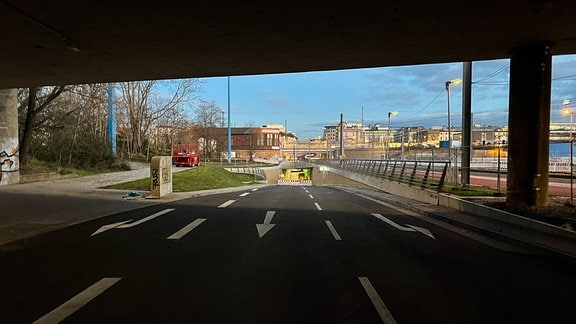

225,167,267,180
320,159,449,192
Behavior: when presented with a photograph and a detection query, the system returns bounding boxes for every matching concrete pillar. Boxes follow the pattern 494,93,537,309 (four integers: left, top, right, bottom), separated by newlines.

149,156,173,198
0,89,19,185
461,62,472,188
507,44,551,208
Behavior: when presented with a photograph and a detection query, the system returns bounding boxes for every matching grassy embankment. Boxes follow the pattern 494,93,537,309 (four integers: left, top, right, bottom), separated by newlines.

103,165,257,192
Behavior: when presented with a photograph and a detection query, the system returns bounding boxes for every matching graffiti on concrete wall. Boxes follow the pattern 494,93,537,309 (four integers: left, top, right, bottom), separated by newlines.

0,146,19,183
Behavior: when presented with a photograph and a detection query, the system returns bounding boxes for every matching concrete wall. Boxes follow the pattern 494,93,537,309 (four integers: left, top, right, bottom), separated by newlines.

320,164,439,205
0,89,19,185
313,166,370,187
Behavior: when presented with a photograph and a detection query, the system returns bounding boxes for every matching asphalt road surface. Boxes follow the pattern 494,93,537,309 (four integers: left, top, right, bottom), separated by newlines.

1,186,575,323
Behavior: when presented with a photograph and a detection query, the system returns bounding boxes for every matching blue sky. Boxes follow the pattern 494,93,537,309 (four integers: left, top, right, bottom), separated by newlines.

196,55,576,140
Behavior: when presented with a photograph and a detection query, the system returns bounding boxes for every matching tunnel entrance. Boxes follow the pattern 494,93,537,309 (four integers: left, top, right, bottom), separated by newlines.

278,167,313,186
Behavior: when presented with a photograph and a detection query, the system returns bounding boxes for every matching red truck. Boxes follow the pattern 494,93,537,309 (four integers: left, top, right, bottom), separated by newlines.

172,144,200,167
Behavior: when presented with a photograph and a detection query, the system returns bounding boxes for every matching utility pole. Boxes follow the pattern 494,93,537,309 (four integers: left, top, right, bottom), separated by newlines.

107,83,117,157
227,76,231,163
340,113,345,159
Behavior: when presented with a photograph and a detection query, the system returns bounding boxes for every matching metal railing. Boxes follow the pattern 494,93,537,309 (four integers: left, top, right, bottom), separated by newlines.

320,159,449,192
225,167,267,180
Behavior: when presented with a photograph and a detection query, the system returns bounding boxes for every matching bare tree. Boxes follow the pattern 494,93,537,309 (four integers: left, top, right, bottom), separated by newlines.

194,100,223,160
116,79,201,157
19,86,66,166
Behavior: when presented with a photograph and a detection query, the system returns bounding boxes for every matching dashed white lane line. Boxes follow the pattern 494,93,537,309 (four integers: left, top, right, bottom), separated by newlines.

167,218,207,240
239,192,250,197
34,277,123,324
325,220,342,240
358,277,397,324
251,188,259,192
218,200,236,208
309,194,314,199
315,203,323,211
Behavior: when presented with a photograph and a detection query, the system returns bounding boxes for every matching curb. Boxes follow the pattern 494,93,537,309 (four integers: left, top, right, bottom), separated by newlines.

334,185,576,262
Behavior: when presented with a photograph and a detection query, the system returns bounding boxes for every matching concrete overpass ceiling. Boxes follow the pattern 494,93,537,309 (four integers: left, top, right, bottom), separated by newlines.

1,1,576,88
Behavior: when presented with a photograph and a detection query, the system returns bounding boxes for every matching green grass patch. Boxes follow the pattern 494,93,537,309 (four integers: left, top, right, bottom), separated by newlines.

21,159,132,177
103,166,257,192
21,159,91,176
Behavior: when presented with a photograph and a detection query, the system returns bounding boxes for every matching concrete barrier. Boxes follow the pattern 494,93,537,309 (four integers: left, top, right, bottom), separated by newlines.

322,165,439,205
149,156,172,198
320,162,576,241
438,194,576,240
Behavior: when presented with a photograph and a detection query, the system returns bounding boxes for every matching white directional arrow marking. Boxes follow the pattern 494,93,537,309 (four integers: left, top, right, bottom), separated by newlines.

371,213,435,239
91,220,133,236
406,224,435,239
91,209,175,236
117,208,175,228
256,211,276,238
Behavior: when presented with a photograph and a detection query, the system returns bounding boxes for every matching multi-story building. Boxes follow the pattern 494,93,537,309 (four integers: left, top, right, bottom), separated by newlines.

471,126,508,146
322,122,512,150
213,126,297,161
323,123,362,145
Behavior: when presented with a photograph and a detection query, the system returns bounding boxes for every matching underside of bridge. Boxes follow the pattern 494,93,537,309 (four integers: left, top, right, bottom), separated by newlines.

1,1,576,208
2,1,576,87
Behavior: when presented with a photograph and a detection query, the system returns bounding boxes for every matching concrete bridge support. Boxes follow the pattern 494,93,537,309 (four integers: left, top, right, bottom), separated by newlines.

0,89,19,185
507,44,551,209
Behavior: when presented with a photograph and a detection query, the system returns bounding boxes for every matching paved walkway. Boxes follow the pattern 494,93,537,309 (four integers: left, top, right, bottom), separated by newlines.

0,163,258,248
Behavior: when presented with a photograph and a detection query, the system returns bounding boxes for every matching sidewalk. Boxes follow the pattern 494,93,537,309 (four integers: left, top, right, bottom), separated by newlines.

0,163,257,248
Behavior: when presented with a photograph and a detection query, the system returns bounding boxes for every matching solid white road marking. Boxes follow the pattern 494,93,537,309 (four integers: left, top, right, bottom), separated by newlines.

325,220,342,240
239,192,250,197
371,213,435,239
167,218,207,240
315,203,323,211
91,209,175,236
34,277,123,324
218,200,236,208
256,210,276,238
358,277,397,324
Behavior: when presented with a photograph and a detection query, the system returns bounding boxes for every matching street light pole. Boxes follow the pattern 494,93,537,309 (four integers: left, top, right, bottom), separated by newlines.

387,111,397,160
445,79,461,184
562,103,574,205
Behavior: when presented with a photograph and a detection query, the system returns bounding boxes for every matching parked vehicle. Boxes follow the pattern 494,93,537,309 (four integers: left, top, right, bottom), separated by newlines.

172,144,200,167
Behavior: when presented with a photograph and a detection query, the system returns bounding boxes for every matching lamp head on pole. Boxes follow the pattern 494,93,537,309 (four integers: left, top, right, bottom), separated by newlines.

388,111,398,118
445,78,462,90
